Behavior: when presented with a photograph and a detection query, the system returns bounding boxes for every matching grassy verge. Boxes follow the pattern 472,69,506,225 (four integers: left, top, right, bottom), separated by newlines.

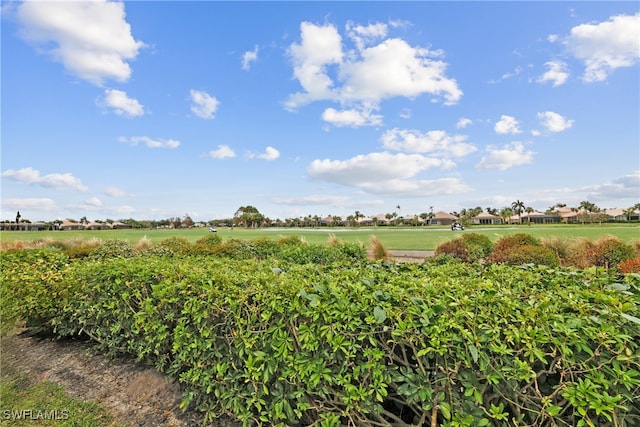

1,223,639,250
0,336,118,427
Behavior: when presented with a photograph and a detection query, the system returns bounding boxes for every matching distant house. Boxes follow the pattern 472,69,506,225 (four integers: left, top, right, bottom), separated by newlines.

0,222,49,231
605,208,640,221
58,221,84,230
85,222,107,230
513,211,562,224
110,221,132,229
471,212,502,225
430,211,457,226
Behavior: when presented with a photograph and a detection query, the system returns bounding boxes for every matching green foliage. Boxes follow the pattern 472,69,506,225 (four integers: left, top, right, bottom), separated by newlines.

156,237,193,256
488,233,560,266
4,250,640,426
88,239,134,260
594,236,636,269
435,232,493,263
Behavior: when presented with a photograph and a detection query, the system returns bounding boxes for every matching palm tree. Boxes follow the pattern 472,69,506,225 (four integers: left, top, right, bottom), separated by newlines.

499,207,513,225
525,206,534,225
511,200,525,224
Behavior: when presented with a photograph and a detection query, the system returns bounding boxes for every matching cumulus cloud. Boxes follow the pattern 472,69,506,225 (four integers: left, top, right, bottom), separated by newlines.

15,0,144,85
538,60,570,86
321,107,383,127
308,151,453,186
2,167,88,191
583,171,640,201
456,118,472,129
381,128,477,157
494,115,521,135
190,89,219,119
537,111,574,132
105,186,134,197
252,146,280,161
285,21,462,126
119,136,180,149
208,145,236,159
560,13,640,82
242,45,259,70
475,142,534,170
84,197,103,207
100,89,144,117
358,177,472,197
1,198,57,211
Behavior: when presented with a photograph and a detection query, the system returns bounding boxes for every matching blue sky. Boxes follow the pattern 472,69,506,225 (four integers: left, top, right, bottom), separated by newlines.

2,1,639,223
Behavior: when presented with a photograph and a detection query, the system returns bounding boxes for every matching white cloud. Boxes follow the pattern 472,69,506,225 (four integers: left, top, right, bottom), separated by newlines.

242,45,259,71
583,171,640,201
494,115,521,135
538,60,569,86
190,89,219,119
208,145,236,159
84,197,103,207
271,195,350,206
257,146,280,161
321,107,382,127
101,89,144,117
1,198,57,212
456,118,472,129
358,177,472,197
476,142,534,170
119,136,180,149
285,21,462,125
537,111,574,132
308,151,453,187
345,21,388,50
16,0,144,85
381,128,477,157
562,13,640,82
2,167,88,191
105,186,134,197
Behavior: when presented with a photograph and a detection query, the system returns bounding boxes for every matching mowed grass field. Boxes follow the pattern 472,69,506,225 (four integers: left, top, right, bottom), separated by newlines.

2,224,639,251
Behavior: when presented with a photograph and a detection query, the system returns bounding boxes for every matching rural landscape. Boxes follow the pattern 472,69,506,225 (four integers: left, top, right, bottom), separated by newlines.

2,1,639,426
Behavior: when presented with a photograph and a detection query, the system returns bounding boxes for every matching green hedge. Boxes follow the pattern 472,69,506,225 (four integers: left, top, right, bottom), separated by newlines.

2,251,639,426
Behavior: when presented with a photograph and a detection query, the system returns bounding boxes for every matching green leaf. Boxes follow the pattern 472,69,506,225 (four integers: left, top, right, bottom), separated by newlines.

468,344,479,363
373,306,387,324
439,402,451,420
619,313,640,325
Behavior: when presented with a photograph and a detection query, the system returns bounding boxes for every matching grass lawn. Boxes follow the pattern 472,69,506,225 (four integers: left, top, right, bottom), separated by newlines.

2,224,639,251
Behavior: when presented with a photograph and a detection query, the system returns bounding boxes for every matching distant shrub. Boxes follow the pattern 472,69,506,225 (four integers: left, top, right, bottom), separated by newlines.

133,235,154,252
209,239,256,259
619,256,640,273
593,236,636,269
460,233,493,262
435,238,469,262
542,237,571,266
277,235,307,246
156,237,192,256
64,243,100,259
565,238,597,269
89,239,133,260
489,233,559,266
192,234,223,255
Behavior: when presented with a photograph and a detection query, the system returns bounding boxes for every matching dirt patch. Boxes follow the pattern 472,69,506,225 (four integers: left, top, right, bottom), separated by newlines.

1,328,239,427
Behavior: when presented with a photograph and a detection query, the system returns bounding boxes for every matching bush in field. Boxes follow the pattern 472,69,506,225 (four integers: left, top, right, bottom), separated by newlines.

566,237,597,269
542,237,571,265
435,238,470,262
191,233,223,255
619,256,640,273
488,233,560,266
435,233,493,263
370,235,392,261
88,239,133,260
156,237,192,256
593,236,636,270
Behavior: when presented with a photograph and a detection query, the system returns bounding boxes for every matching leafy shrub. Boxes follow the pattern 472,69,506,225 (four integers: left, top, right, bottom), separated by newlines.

461,233,493,261
488,233,559,266
435,238,469,262
11,257,638,426
0,249,72,335
191,233,223,255
619,256,640,273
566,237,597,269
88,239,133,260
63,242,101,259
593,236,636,269
542,237,571,265
434,233,492,263
156,237,192,256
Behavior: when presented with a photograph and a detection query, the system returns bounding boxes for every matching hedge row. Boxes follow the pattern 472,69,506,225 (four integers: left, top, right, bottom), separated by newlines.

435,233,639,271
2,250,639,426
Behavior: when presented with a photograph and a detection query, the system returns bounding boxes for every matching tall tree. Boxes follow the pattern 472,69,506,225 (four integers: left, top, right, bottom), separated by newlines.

234,206,264,228
511,200,525,224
